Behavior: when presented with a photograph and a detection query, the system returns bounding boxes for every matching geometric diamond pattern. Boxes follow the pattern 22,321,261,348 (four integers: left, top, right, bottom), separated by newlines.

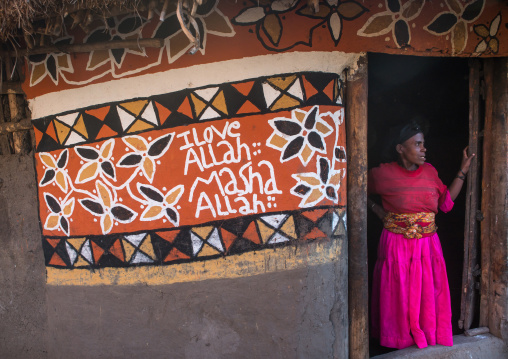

32,72,343,152
43,206,346,269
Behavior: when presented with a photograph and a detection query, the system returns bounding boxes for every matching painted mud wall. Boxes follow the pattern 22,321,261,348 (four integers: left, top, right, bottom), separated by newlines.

1,0,507,357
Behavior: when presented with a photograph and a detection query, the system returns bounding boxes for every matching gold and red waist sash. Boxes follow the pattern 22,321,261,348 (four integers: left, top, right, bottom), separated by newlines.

383,212,437,239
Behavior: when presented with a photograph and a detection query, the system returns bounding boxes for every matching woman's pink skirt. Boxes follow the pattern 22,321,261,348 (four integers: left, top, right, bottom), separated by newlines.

371,229,454,349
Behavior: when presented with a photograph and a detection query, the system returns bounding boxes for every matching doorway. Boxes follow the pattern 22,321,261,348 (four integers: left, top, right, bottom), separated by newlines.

366,53,471,356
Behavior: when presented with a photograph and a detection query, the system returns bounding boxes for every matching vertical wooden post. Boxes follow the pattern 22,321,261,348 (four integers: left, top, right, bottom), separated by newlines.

5,58,30,154
479,60,493,328
459,59,481,330
0,94,12,155
347,54,368,359
482,58,508,339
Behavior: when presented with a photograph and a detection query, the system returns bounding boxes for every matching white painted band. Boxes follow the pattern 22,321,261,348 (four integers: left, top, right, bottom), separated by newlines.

30,51,361,119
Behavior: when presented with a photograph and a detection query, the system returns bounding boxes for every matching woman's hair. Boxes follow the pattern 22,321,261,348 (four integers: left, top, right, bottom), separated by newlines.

381,118,428,163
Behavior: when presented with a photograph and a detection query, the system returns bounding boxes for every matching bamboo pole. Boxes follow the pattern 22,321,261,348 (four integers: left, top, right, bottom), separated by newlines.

0,38,164,58
347,54,369,359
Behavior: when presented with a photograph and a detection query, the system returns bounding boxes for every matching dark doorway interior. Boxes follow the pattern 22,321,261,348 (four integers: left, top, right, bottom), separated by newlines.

367,53,470,356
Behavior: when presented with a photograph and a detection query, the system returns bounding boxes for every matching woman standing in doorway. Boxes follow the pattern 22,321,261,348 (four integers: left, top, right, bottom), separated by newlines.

368,121,474,349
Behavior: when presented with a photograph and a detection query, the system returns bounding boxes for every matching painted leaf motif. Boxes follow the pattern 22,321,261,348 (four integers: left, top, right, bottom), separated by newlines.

274,120,302,136
40,153,56,168
387,0,401,13
271,0,298,12
40,169,56,186
425,13,458,34
401,0,424,20
101,161,116,180
117,16,144,35
57,150,68,168
452,21,467,54
75,147,99,160
55,171,68,193
111,205,136,222
139,185,164,203
60,217,69,236
319,157,330,184
445,0,462,15
335,147,347,160
143,157,155,182
45,193,61,213
328,12,342,44
80,199,104,215
282,136,304,160
326,186,337,200
165,208,179,224
100,139,115,159
262,13,283,46
147,134,173,157
296,3,330,19
304,107,318,130
47,55,57,82
118,153,143,167
202,10,236,36
308,131,325,150
490,13,501,36
337,1,368,20
462,0,484,22
62,198,75,217
303,188,324,207
101,214,113,234
488,38,499,54
394,19,410,47
154,14,181,38
165,185,184,206
76,162,99,183
141,205,164,220
475,39,487,53
124,136,148,152
96,181,113,208
45,214,60,230
296,174,321,186
358,13,393,36
232,7,265,25
329,171,342,186
293,184,311,195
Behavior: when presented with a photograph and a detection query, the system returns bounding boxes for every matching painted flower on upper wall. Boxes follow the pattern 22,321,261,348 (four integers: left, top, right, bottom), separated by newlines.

232,0,299,49
28,36,74,86
357,0,425,48
79,181,137,234
296,0,368,45
153,0,235,64
473,12,501,55
44,194,75,236
85,15,147,71
291,156,343,207
424,0,485,55
39,149,69,192
266,106,334,166
117,133,174,183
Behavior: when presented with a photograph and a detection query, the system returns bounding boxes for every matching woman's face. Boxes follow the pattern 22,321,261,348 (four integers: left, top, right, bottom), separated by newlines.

396,132,426,170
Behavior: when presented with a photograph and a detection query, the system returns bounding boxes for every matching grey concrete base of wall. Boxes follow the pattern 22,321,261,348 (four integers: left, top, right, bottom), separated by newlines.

373,334,508,359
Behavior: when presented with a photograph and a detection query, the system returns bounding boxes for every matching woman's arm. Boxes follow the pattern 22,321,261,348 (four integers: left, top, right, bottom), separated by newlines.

448,147,475,201
368,198,387,220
